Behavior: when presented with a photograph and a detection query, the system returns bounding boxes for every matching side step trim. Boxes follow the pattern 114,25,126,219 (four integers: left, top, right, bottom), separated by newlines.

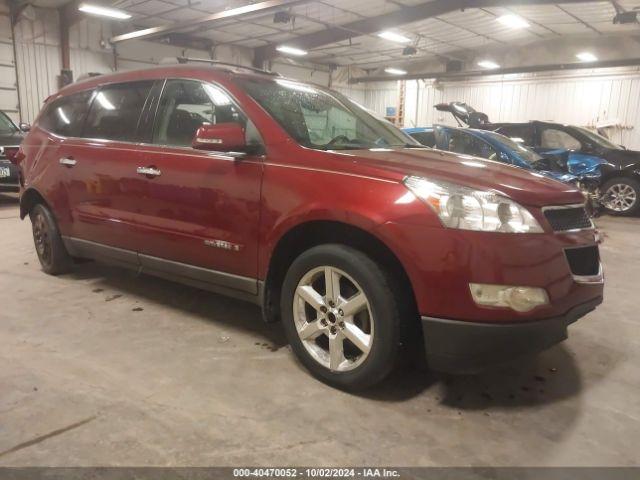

138,253,257,295
62,236,260,303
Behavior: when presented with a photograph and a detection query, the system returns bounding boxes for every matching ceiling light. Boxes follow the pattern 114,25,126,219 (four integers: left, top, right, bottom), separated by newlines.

276,45,308,56
478,60,500,69
576,51,598,62
385,67,407,75
496,14,530,29
78,3,132,19
378,31,411,43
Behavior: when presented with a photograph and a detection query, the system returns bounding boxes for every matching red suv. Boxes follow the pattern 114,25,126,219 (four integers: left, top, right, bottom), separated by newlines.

15,64,604,390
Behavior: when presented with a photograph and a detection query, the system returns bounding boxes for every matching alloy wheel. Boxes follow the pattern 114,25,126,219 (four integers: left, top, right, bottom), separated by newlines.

603,183,637,212
293,266,373,372
33,212,52,266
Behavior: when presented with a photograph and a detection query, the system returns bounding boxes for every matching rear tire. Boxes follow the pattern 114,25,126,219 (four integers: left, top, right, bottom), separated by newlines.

29,203,72,275
600,177,640,216
280,244,402,391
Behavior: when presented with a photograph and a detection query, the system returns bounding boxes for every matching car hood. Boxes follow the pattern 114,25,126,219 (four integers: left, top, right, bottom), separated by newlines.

331,147,585,207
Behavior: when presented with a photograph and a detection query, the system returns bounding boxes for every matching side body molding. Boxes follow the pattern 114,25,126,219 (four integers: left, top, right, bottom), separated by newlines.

62,237,262,305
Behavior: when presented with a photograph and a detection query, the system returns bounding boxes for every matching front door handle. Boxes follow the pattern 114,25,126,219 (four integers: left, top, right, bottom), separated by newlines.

59,157,76,167
137,166,161,178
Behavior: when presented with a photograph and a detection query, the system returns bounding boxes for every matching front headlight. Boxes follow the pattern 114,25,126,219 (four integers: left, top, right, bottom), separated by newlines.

403,176,543,233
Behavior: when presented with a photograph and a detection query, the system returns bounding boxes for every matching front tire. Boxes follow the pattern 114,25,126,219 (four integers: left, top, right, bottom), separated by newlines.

29,203,72,275
600,177,640,216
280,244,401,391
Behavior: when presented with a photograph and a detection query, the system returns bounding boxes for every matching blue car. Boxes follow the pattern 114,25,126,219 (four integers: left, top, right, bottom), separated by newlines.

403,125,603,186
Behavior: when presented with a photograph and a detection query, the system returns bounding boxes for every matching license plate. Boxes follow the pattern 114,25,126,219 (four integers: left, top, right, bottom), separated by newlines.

0,167,10,178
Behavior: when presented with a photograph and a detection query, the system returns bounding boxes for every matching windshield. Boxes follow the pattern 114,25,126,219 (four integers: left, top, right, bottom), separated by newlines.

574,126,619,150
482,131,542,164
239,78,418,150
0,112,18,134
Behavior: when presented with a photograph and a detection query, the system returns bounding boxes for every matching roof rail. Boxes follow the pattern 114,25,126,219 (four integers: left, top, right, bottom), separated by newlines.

176,56,280,76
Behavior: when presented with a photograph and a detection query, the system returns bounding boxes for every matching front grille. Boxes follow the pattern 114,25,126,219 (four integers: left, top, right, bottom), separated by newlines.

565,246,600,276
543,206,592,232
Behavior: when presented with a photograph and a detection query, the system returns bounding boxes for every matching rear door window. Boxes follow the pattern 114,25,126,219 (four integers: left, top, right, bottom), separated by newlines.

409,131,435,147
83,81,154,142
39,91,92,137
448,130,498,160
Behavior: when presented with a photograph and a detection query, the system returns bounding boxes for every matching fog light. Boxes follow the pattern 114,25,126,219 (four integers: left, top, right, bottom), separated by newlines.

469,284,549,312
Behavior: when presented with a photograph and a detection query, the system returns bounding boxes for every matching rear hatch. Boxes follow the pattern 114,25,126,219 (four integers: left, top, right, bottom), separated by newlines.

435,102,490,128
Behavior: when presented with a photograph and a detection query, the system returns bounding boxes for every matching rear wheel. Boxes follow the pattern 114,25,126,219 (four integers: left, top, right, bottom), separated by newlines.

30,204,72,275
281,244,401,391
600,178,640,216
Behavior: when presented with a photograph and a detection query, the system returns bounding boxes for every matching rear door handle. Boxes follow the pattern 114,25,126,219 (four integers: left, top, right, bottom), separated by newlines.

59,157,76,167
137,166,161,177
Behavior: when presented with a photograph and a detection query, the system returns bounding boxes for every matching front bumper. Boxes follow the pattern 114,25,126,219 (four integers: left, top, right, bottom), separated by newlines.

422,296,602,374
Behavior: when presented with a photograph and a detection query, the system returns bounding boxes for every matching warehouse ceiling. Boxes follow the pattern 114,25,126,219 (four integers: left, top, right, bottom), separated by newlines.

99,0,640,72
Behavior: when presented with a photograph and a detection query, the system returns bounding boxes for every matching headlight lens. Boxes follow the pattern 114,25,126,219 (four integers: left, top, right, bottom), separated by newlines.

403,176,543,233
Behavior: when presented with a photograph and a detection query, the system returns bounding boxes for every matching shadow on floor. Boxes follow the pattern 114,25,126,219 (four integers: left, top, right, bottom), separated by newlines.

436,346,582,409
358,345,581,407
64,260,583,407
66,261,288,349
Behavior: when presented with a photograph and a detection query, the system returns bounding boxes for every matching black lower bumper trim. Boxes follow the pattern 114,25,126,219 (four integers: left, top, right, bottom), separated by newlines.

421,297,603,374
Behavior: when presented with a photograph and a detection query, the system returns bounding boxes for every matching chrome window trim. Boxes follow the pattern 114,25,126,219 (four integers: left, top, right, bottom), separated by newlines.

541,203,594,233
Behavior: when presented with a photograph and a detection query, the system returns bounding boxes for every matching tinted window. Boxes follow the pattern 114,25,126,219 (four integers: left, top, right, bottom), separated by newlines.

0,112,18,134
409,131,435,147
39,91,92,137
83,81,153,142
495,125,534,146
153,80,247,147
448,130,498,160
540,128,581,150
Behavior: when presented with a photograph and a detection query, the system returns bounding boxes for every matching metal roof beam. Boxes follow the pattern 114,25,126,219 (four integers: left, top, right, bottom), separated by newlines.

110,0,308,43
350,57,640,83
255,0,601,60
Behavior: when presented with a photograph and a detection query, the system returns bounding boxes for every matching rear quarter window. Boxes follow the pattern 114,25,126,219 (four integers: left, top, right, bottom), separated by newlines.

38,91,92,137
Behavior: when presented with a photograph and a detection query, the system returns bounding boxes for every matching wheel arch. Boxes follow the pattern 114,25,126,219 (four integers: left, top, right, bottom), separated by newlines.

261,219,419,331
20,187,51,220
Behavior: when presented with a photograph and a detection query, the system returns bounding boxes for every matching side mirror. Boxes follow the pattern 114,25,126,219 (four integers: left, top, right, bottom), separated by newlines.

19,122,30,132
192,123,246,153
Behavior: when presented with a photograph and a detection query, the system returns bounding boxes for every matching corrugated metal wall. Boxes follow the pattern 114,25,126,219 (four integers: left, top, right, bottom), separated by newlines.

399,68,640,149
13,8,61,123
8,5,253,124
0,6,19,123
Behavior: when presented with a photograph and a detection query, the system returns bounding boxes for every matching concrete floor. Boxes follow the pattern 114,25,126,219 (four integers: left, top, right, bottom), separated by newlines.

0,192,639,467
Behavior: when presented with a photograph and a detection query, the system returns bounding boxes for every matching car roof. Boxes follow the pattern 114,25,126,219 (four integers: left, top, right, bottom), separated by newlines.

402,127,433,133
52,63,287,99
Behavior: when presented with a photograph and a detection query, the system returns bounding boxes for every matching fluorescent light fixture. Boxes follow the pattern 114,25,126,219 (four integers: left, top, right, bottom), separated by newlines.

497,14,530,29
478,60,500,69
204,84,231,105
276,45,308,56
276,79,317,94
95,92,115,110
57,108,70,125
378,31,411,43
78,3,132,19
576,51,598,62
385,67,407,75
